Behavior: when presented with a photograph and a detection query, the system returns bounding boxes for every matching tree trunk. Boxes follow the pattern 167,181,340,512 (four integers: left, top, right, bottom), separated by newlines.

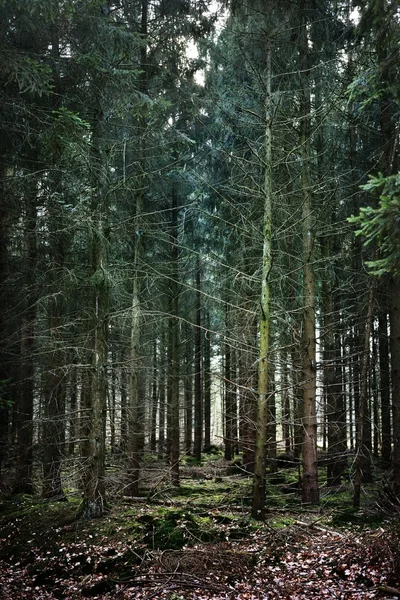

14,193,37,495
120,367,128,452
203,312,212,453
224,305,234,462
379,303,391,466
169,184,180,486
126,0,148,494
79,93,109,519
267,363,276,472
281,356,291,454
240,325,257,473
194,259,202,462
158,331,166,458
184,323,193,454
150,340,158,453
389,277,400,492
251,31,272,520
42,190,68,500
353,288,375,508
299,0,319,505
68,366,77,456
0,167,11,477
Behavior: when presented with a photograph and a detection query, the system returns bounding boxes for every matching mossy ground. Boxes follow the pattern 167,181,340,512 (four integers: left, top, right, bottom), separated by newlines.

0,454,392,565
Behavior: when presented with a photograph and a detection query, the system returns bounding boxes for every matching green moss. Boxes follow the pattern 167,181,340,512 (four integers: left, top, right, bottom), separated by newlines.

269,516,296,528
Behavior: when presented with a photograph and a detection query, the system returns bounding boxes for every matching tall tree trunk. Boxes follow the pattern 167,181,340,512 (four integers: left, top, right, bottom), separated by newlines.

158,330,166,458
109,362,116,454
267,363,276,472
120,367,128,452
281,355,291,454
169,185,180,486
42,191,67,500
252,30,272,520
150,340,158,453
0,167,11,477
193,259,202,462
14,192,37,495
353,288,375,507
127,246,142,496
389,277,400,492
79,92,110,519
80,214,109,517
203,312,212,453
379,303,391,466
126,0,148,495
224,305,234,462
299,0,319,505
68,366,77,456
240,327,257,473
184,324,193,454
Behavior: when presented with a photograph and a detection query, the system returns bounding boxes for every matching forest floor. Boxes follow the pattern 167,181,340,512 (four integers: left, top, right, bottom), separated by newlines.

1,454,400,600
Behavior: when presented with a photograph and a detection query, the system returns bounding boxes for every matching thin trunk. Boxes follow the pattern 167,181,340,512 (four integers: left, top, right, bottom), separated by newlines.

120,367,128,452
150,340,158,453
353,287,375,507
0,167,11,477
184,324,193,454
372,327,379,456
158,331,166,457
379,306,391,466
267,363,276,472
224,305,233,461
109,366,116,454
169,185,180,486
68,366,77,456
281,357,291,454
389,277,400,492
14,194,37,495
42,286,66,499
203,312,212,453
193,259,202,462
252,30,272,520
127,211,143,496
126,0,148,496
79,90,109,519
299,0,319,505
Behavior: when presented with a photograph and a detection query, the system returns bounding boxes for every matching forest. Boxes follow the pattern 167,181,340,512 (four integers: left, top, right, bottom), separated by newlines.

1,0,400,598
